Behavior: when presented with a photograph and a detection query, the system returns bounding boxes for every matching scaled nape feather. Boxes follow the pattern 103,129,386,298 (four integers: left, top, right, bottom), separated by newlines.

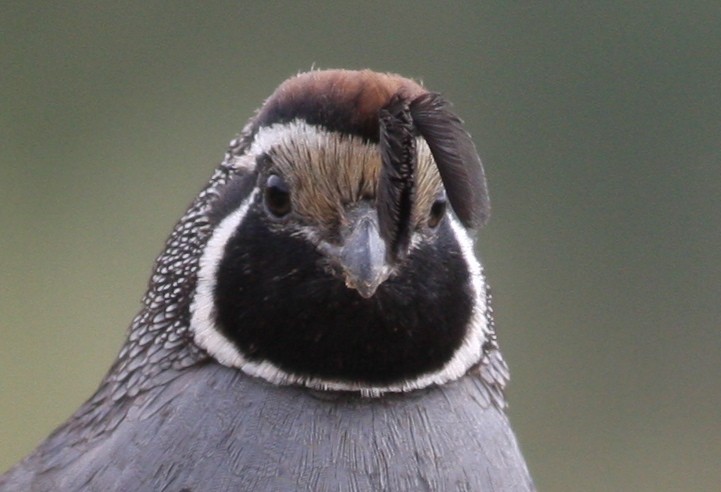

1,69,534,491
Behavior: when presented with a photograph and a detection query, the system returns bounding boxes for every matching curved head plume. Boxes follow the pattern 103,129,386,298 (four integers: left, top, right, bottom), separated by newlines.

236,69,490,258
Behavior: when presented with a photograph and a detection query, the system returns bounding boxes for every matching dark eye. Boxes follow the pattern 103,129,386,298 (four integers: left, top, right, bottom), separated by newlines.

428,196,447,228
264,174,291,218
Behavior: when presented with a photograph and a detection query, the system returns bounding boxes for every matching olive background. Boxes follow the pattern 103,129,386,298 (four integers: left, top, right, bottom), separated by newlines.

2,2,720,491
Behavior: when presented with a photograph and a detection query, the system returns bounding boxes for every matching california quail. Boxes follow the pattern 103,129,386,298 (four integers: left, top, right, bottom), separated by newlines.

1,69,534,491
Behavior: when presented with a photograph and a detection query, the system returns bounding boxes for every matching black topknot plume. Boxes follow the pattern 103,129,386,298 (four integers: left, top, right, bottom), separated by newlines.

410,92,490,228
377,95,417,261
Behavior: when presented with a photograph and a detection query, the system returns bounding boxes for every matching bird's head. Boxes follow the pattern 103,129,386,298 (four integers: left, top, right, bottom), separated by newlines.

186,70,494,396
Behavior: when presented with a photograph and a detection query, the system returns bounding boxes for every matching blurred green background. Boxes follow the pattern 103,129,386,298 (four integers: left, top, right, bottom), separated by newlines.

2,2,720,490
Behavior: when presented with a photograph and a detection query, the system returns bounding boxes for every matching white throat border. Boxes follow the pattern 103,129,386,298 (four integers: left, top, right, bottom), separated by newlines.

191,122,490,397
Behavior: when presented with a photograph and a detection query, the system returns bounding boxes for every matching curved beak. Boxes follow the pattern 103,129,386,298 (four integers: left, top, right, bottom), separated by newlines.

334,205,391,298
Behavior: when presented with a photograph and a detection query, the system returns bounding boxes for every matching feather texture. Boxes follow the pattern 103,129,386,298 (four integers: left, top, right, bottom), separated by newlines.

377,95,416,260
410,92,490,228
0,363,533,491
0,70,534,491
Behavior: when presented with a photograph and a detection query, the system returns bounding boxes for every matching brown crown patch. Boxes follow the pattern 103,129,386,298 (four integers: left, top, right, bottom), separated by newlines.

247,70,428,143
236,69,489,232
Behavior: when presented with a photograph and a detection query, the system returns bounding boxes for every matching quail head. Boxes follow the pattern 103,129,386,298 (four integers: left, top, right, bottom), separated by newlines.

1,69,534,491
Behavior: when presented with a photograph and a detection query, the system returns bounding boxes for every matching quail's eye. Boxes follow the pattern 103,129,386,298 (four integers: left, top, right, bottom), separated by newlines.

264,174,292,218
428,196,447,228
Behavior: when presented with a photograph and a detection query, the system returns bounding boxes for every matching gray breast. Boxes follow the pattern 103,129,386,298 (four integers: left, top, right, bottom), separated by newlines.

3,363,533,492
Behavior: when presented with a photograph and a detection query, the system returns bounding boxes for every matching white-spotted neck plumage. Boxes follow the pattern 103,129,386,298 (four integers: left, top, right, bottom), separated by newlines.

73,69,499,399
1,69,536,492
53,69,503,406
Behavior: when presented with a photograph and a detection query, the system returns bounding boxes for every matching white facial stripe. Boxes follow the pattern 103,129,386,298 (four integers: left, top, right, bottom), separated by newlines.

435,217,490,376
191,189,259,368
248,120,437,170
248,121,310,164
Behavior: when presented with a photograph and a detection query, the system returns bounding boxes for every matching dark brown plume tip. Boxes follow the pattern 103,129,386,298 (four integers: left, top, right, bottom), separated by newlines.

246,69,427,143
410,92,490,228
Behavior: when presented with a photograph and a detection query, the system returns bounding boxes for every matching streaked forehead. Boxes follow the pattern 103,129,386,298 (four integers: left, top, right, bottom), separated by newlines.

249,121,442,228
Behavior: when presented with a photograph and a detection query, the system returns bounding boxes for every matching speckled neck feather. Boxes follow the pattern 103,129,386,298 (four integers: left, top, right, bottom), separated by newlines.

35,68,502,435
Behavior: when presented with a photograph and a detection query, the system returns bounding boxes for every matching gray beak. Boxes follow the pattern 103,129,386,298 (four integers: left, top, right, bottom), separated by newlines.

335,205,391,299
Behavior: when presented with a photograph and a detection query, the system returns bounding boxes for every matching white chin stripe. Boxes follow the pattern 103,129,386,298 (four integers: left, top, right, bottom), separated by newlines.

191,188,259,368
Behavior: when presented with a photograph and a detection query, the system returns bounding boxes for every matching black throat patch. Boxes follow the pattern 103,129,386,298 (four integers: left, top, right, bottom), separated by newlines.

212,205,474,386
